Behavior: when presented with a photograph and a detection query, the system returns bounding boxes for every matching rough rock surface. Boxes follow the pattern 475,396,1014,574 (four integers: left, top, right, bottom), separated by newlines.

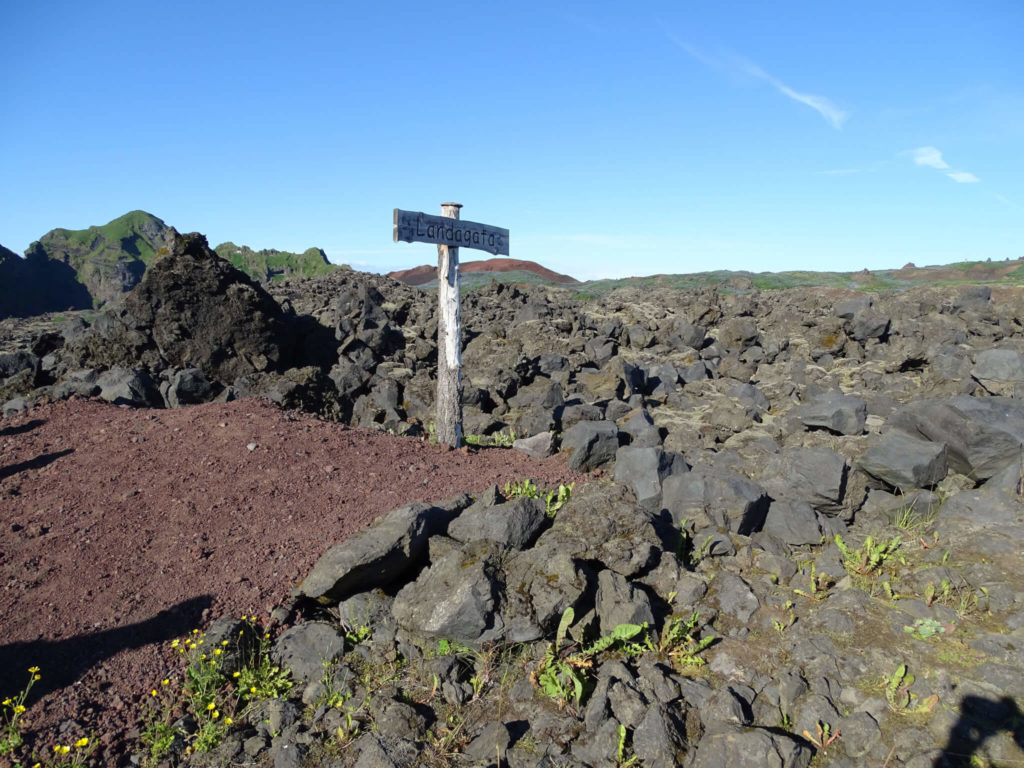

3,258,1024,768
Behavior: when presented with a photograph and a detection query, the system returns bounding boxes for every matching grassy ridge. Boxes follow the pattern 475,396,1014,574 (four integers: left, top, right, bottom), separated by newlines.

214,242,340,282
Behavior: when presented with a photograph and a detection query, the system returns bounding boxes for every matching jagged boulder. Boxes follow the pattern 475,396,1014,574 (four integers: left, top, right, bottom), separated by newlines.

61,232,297,386
299,495,472,603
859,429,948,491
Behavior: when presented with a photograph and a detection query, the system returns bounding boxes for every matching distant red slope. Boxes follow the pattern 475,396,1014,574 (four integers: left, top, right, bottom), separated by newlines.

388,258,578,286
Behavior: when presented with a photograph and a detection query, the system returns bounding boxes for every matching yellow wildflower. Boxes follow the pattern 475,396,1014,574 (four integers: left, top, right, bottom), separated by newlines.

225,717,233,725
75,737,89,748
13,705,25,714
27,666,39,674
161,679,169,686
214,648,222,656
207,702,215,711
212,710,220,719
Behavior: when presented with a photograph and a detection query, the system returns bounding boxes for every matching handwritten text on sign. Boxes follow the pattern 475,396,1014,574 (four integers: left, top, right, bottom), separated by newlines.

393,208,509,256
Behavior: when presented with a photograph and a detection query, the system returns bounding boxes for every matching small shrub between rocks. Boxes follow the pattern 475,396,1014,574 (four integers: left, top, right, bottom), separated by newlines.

138,616,292,764
802,720,841,755
882,663,939,714
645,610,715,670
835,533,902,577
503,478,574,517
531,607,647,707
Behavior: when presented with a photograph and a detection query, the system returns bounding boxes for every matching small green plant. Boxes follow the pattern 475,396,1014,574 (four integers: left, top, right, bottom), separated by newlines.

234,623,293,705
335,705,360,747
676,520,714,568
138,616,293,762
616,723,639,766
883,663,939,714
793,564,832,601
802,720,841,754
46,736,95,767
904,618,946,640
504,478,540,499
504,479,574,518
835,533,901,576
0,666,39,755
436,638,474,656
892,495,935,531
426,712,468,762
770,600,796,634
344,623,371,645
544,483,574,518
464,429,516,448
880,580,900,601
923,579,945,607
491,428,517,447
532,608,646,706
646,611,715,670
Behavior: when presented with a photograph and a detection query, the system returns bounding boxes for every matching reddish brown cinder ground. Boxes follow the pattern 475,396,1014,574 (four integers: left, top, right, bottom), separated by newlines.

0,397,584,762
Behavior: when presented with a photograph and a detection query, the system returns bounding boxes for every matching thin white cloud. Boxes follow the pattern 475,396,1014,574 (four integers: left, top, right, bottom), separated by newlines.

908,146,979,184
740,61,848,130
912,146,949,169
666,36,848,130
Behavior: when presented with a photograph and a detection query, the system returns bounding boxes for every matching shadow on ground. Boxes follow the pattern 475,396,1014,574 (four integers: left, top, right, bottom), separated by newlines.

0,419,45,437
0,595,213,704
0,448,73,481
934,694,1024,767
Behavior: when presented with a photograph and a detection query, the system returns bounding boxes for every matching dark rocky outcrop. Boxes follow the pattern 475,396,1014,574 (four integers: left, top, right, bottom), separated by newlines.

59,232,297,386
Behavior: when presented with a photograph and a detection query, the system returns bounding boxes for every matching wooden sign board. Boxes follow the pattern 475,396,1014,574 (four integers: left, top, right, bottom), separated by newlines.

393,208,509,256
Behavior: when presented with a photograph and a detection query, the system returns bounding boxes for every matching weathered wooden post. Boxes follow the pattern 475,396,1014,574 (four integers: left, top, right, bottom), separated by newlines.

435,202,463,448
393,205,509,447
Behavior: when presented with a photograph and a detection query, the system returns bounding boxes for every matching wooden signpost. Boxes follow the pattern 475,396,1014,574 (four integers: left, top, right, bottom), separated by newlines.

393,204,509,448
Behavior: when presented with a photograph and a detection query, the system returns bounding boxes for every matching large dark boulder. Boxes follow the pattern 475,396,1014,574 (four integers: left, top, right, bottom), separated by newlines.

63,232,296,385
888,396,1024,481
123,232,295,382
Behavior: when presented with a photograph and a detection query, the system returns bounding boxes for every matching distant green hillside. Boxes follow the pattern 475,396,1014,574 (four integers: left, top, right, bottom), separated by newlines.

6,210,344,318
24,210,175,308
214,242,340,282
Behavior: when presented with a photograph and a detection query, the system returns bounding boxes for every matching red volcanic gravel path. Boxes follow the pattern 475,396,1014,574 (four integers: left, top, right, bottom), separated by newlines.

0,397,586,763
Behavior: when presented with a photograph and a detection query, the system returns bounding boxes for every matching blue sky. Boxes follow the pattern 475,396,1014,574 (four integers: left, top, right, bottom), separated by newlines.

2,1,1021,280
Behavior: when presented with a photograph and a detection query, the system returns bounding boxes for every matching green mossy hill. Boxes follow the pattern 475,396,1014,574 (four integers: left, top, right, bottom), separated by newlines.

25,210,176,308
214,242,341,283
